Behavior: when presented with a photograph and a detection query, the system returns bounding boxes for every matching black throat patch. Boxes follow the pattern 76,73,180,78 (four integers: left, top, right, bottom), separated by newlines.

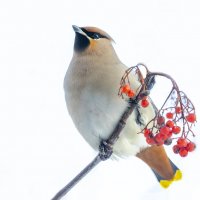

74,33,90,52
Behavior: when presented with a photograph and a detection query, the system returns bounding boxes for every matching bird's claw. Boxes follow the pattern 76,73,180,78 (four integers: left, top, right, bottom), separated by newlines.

99,140,113,161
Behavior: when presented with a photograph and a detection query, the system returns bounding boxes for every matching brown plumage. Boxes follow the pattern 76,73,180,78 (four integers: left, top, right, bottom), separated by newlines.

137,145,174,180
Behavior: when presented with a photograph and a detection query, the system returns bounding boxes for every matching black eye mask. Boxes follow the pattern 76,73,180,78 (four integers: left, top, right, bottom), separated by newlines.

81,28,108,40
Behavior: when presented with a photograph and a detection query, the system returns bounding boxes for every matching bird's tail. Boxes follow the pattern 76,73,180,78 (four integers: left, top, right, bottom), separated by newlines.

137,145,182,188
152,158,182,188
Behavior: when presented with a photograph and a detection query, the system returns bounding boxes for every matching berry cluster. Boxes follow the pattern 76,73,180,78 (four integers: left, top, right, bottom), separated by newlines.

120,84,150,108
143,107,196,157
119,64,197,158
173,138,196,157
120,84,135,98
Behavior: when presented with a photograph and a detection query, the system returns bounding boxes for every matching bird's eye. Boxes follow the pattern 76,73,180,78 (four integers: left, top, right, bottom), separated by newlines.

92,33,100,40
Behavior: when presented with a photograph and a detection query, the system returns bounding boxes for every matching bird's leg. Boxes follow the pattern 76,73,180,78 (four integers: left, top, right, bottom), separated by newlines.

99,140,113,161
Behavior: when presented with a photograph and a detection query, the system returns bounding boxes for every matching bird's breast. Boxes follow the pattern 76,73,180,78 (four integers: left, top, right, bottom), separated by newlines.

64,59,155,156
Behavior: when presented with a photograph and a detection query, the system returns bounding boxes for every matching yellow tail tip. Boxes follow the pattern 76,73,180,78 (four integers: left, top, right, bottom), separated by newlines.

173,170,182,181
160,170,182,188
160,180,173,188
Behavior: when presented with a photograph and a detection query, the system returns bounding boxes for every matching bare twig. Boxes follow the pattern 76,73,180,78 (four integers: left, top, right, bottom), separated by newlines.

51,70,148,199
51,155,101,200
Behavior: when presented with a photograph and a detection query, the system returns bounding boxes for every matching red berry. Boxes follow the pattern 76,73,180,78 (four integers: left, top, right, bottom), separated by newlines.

121,84,131,94
177,138,188,147
173,145,180,154
141,99,149,108
160,126,170,135
144,129,151,138
127,89,135,98
160,133,168,140
146,137,155,145
175,106,182,114
186,142,196,152
166,112,174,119
166,120,174,128
179,148,188,157
167,131,173,138
172,126,181,134
186,113,196,123
155,133,164,145
157,116,165,125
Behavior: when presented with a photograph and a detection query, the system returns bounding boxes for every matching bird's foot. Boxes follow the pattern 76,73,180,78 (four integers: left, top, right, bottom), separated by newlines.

99,140,113,161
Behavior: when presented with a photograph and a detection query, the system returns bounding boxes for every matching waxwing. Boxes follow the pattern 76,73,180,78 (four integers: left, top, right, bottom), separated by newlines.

64,25,182,188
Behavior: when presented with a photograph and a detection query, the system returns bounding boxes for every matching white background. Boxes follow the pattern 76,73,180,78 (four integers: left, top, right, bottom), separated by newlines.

0,0,200,199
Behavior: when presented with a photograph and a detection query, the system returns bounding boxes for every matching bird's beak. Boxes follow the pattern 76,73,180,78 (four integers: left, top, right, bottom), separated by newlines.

72,25,87,37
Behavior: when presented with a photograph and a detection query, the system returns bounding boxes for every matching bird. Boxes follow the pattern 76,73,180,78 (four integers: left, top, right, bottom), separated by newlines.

64,25,182,188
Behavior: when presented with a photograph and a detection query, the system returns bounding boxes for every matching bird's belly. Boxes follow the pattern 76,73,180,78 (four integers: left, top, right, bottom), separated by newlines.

73,90,128,151
70,88,155,157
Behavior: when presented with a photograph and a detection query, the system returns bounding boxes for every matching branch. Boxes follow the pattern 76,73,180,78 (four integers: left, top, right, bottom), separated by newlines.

51,71,149,200
51,155,101,200
52,63,196,199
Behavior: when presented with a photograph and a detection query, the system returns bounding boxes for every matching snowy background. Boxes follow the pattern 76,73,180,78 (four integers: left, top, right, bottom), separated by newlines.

1,0,200,199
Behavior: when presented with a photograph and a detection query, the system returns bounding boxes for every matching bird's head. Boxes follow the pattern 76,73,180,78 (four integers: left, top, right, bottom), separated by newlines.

72,25,117,58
